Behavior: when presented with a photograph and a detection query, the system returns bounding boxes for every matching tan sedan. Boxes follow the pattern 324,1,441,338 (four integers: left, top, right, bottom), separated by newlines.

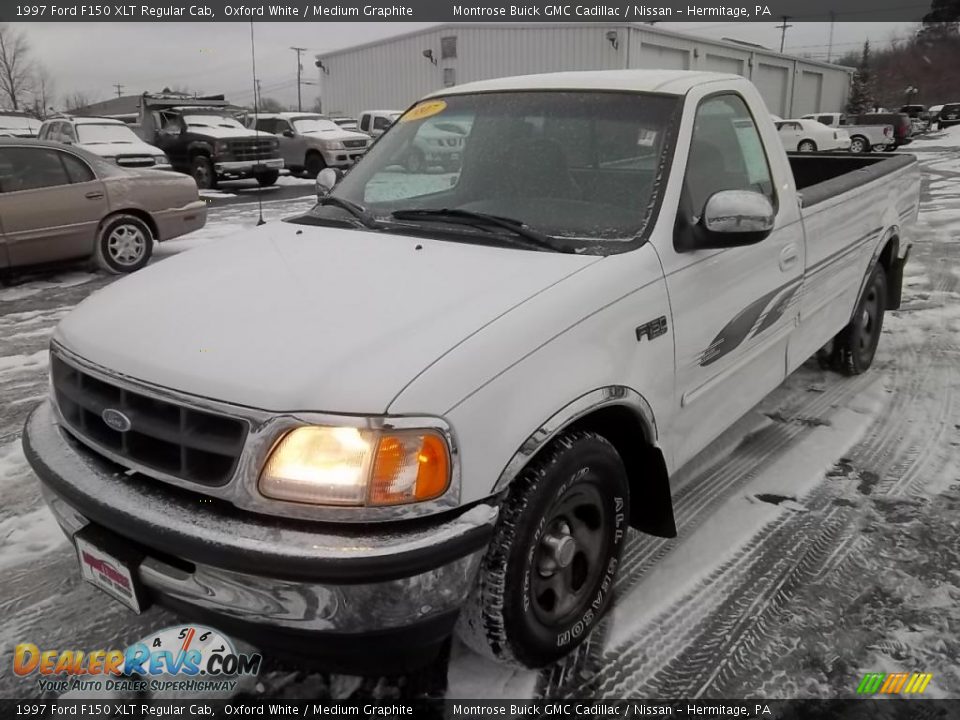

0,139,206,274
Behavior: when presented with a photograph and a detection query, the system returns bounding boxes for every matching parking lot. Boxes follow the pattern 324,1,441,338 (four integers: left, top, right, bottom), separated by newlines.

2,129,959,699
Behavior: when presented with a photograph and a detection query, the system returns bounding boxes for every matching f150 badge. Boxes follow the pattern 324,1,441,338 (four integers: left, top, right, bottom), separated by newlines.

636,317,668,342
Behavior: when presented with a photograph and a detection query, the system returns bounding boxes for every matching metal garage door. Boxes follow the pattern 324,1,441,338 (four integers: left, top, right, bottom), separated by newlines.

796,71,824,116
637,43,690,70
754,63,790,117
704,54,745,76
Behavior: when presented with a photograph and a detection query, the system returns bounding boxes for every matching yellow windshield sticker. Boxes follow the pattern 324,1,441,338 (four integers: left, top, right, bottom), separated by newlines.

400,100,447,123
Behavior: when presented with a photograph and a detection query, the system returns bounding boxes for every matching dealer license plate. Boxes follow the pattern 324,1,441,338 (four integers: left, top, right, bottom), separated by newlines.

75,526,145,613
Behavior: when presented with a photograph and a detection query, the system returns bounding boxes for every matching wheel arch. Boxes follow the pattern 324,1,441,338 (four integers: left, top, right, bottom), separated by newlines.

99,209,158,242
493,387,677,538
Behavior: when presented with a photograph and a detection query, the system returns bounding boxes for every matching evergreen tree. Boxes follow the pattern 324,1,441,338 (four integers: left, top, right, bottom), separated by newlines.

845,41,874,115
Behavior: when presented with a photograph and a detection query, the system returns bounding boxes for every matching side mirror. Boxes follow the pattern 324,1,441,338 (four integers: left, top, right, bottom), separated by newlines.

282,129,295,138
316,167,342,199
695,190,775,249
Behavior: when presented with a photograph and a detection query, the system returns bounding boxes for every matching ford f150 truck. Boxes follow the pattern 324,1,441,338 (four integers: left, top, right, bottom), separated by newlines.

24,71,919,672
137,93,284,189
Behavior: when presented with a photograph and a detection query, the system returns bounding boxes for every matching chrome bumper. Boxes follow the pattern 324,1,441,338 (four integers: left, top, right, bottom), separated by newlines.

25,401,495,636
321,149,366,167
214,158,284,174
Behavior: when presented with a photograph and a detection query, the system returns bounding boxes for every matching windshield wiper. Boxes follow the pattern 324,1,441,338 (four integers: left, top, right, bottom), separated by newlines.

318,196,381,229
390,208,570,253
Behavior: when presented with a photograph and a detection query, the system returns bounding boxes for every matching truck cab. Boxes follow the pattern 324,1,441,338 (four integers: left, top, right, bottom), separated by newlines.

358,110,401,137
138,94,284,189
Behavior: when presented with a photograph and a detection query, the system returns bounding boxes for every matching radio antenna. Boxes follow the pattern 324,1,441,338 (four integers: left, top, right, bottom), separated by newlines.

250,21,265,226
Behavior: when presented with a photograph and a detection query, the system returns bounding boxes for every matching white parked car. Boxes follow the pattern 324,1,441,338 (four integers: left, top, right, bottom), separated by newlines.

38,116,171,170
776,118,851,152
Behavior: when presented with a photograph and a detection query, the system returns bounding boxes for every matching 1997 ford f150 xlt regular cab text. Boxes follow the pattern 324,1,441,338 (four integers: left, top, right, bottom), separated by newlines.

24,71,919,670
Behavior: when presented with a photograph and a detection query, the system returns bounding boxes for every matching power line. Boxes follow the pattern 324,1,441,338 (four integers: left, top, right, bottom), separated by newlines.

290,46,307,112
776,16,793,53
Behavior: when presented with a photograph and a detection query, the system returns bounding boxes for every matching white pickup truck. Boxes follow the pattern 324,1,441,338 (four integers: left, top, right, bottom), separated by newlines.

25,71,919,672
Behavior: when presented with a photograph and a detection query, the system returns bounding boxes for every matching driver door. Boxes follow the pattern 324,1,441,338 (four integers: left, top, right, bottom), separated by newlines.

659,93,804,470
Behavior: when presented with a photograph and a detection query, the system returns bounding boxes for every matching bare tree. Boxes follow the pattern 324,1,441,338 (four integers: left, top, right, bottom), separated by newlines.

259,96,284,112
63,92,98,112
32,63,54,118
0,23,35,111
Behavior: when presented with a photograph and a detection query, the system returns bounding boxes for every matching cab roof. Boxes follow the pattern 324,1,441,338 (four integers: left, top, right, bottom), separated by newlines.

425,70,743,98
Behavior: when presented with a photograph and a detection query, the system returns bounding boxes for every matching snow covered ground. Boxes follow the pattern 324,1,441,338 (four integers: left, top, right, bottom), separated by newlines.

1,130,959,699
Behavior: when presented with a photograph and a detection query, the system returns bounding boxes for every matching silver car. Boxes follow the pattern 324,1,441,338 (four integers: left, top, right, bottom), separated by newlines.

247,113,371,178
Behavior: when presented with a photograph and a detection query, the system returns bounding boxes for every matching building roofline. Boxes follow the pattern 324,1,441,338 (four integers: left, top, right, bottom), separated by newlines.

315,22,853,72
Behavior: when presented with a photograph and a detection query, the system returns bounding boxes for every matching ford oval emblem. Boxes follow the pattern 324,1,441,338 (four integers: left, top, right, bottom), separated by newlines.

101,408,132,433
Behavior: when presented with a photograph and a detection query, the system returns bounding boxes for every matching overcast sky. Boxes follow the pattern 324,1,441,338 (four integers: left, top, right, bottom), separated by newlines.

15,21,915,111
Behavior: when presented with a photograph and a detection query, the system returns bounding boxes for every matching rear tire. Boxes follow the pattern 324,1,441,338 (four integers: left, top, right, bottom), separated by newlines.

798,140,817,152
190,156,217,190
457,431,630,668
94,214,153,274
829,264,887,376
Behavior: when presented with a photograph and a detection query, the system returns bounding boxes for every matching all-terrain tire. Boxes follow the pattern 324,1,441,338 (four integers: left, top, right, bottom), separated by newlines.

830,264,887,375
456,431,630,668
256,170,279,187
190,155,217,190
305,152,326,179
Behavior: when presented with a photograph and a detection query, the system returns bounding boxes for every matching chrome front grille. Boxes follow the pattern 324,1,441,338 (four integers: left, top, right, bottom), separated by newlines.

116,155,156,168
51,354,246,487
342,139,367,149
228,139,276,161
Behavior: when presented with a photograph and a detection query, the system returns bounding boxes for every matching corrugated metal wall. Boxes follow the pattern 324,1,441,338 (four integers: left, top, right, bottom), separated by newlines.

317,24,851,119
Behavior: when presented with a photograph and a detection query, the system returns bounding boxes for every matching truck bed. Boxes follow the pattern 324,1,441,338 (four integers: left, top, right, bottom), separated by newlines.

787,153,915,208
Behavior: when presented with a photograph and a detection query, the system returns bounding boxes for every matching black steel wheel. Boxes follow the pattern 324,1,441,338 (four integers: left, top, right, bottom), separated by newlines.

830,264,887,375
457,431,630,668
190,155,216,190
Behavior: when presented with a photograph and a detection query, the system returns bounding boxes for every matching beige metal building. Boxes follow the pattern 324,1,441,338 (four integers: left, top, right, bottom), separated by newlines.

315,23,853,119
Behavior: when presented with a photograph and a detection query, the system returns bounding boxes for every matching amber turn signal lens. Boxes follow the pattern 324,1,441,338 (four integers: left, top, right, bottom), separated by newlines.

369,432,450,505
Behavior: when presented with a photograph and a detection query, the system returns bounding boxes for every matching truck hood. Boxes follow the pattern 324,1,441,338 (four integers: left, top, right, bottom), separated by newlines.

54,221,599,414
192,126,274,139
80,141,163,156
302,128,369,143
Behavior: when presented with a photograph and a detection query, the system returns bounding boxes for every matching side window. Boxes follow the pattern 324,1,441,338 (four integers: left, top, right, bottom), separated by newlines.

277,120,293,135
817,115,833,125
373,116,391,131
685,94,774,217
0,147,71,191
360,114,370,132
62,124,77,143
60,152,95,183
441,36,457,59
255,118,276,134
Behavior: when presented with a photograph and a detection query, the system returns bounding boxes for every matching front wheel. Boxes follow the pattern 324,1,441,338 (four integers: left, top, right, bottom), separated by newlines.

304,152,325,179
798,140,817,152
849,136,868,154
190,156,217,190
829,264,887,375
255,170,279,187
94,214,154,274
457,431,630,668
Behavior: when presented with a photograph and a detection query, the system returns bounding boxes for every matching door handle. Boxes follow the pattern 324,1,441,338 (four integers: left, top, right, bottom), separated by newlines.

85,191,104,200
779,244,800,271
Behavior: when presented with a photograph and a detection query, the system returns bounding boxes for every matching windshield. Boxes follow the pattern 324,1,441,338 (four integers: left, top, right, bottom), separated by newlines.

311,91,678,253
77,123,141,143
0,115,40,135
292,117,341,134
184,115,246,130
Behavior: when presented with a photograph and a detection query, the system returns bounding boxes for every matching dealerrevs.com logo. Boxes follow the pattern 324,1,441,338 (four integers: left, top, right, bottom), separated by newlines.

14,625,262,694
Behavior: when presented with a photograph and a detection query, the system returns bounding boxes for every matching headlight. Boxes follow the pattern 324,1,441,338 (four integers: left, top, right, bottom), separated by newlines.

320,140,345,150
154,154,169,164
214,140,230,155
259,426,450,507
101,156,117,164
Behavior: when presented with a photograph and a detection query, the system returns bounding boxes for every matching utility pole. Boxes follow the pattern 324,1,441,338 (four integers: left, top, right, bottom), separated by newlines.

255,79,262,108
113,83,124,98
826,11,836,62
290,46,307,111
776,16,793,54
